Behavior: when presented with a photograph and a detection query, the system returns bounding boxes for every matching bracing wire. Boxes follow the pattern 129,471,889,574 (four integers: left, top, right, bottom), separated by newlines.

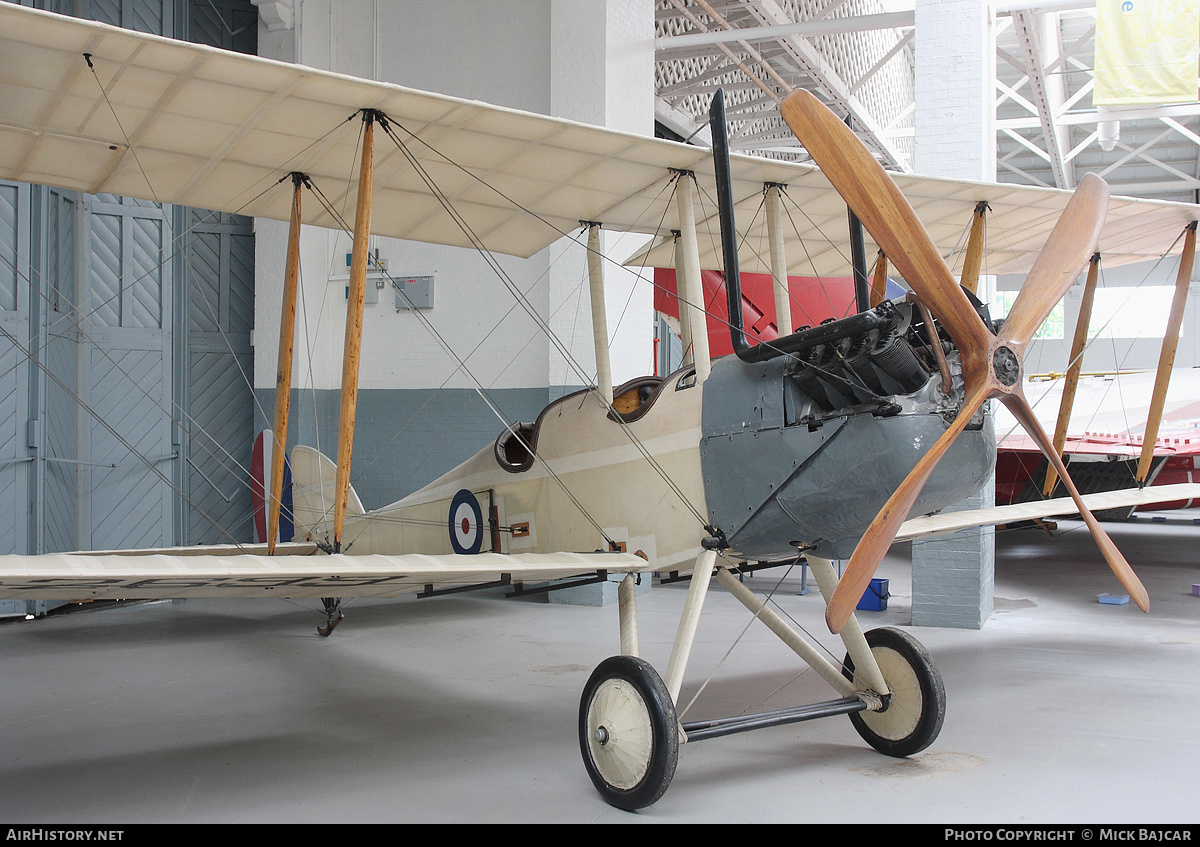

372,114,710,529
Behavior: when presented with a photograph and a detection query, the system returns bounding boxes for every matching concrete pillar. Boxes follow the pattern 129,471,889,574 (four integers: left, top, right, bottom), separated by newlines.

910,0,997,629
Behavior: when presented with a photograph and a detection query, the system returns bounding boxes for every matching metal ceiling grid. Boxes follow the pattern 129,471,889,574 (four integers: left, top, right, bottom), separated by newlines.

655,0,1200,204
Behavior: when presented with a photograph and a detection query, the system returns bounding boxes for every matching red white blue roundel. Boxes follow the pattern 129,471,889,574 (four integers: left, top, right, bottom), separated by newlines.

449,489,484,554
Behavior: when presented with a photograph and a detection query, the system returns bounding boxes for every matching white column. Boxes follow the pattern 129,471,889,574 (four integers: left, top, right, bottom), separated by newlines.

911,0,997,629
914,0,996,182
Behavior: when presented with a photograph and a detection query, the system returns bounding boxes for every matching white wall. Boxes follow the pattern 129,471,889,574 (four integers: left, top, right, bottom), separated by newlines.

253,0,656,396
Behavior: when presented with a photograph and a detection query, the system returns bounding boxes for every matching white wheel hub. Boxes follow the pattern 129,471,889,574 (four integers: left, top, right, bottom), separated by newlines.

585,676,655,790
858,645,922,740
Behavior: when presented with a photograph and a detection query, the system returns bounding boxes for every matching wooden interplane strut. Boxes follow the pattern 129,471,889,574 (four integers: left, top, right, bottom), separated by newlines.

268,174,305,554
1137,222,1198,483
1043,252,1100,497
870,251,889,308
960,202,988,296
334,111,377,552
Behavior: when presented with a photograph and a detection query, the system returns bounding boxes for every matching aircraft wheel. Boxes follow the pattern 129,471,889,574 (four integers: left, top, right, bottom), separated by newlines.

841,627,946,758
579,655,678,811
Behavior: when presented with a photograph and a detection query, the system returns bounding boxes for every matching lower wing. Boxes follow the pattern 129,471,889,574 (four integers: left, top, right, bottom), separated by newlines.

0,550,651,600
896,482,1200,542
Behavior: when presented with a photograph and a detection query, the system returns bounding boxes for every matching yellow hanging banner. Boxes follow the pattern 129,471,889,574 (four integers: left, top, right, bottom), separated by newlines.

1094,0,1200,106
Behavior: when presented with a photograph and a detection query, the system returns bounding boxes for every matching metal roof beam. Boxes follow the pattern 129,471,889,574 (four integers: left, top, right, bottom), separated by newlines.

999,103,1200,131
849,27,913,96
1011,10,1071,188
655,10,915,50
739,0,912,171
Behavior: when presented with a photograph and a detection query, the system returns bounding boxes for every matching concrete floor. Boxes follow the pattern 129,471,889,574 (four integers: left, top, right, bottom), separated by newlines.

0,515,1197,824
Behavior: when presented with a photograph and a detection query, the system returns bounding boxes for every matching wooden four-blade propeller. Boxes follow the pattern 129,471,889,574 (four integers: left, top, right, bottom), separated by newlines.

779,89,1150,633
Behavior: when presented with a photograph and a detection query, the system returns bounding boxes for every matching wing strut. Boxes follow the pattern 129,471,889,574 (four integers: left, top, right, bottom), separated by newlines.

959,201,989,296
585,222,614,402
673,171,711,383
1043,252,1100,497
333,110,377,553
268,173,307,554
870,251,889,308
765,183,793,336
1136,222,1197,483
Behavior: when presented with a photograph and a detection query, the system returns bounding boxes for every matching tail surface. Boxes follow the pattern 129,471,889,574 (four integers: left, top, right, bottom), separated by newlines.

289,445,365,544
251,430,294,545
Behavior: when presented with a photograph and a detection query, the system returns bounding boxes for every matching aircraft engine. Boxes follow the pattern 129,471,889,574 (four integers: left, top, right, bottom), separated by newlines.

699,294,997,561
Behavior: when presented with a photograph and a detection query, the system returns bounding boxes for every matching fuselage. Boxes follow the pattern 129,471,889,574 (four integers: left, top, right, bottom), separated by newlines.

290,298,997,569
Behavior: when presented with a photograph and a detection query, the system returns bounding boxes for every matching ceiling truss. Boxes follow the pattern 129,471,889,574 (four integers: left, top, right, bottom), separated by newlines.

655,0,1200,203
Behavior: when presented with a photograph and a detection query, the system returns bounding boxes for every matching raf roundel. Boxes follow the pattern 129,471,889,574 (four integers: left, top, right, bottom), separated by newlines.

448,489,484,554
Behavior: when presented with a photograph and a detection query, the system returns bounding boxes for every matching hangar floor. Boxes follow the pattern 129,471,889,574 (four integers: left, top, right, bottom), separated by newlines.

1,514,1197,824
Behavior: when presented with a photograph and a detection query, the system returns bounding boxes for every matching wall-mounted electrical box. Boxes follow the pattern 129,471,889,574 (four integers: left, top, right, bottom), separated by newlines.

346,248,387,272
336,247,391,305
393,274,435,310
345,280,380,304
334,248,433,310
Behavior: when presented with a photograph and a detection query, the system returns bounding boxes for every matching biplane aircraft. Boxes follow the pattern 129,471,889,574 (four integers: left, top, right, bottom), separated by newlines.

2,4,1200,811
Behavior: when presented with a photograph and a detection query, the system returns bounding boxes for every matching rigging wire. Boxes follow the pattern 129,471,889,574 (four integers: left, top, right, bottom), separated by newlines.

373,115,710,529
300,129,623,548
50,41,360,530
779,192,850,324
30,51,369,538
676,559,878,722
0,192,289,543
376,112,792,367
0,319,248,548
348,224,590,491
990,224,1188,487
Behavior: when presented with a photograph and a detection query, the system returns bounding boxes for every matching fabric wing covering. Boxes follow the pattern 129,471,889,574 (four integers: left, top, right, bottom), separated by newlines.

0,3,1196,281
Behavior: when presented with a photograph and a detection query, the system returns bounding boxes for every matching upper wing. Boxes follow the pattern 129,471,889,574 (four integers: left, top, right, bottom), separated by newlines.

631,171,1200,278
896,482,1200,542
1,3,1195,278
0,550,652,601
0,3,762,260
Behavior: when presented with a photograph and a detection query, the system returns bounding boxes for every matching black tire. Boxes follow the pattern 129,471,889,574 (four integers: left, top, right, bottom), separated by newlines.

841,627,946,758
579,655,679,811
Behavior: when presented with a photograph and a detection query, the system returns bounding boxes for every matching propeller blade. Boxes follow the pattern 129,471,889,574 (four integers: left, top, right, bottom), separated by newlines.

780,90,990,355
1000,173,1109,346
825,387,992,633
782,89,1149,630
991,175,1147,606
1000,392,1151,612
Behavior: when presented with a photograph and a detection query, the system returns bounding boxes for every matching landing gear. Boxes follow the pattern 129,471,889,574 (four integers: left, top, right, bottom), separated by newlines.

579,655,679,811
842,626,946,757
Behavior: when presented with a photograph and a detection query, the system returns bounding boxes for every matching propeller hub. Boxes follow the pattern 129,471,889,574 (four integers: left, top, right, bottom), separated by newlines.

992,346,1020,387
